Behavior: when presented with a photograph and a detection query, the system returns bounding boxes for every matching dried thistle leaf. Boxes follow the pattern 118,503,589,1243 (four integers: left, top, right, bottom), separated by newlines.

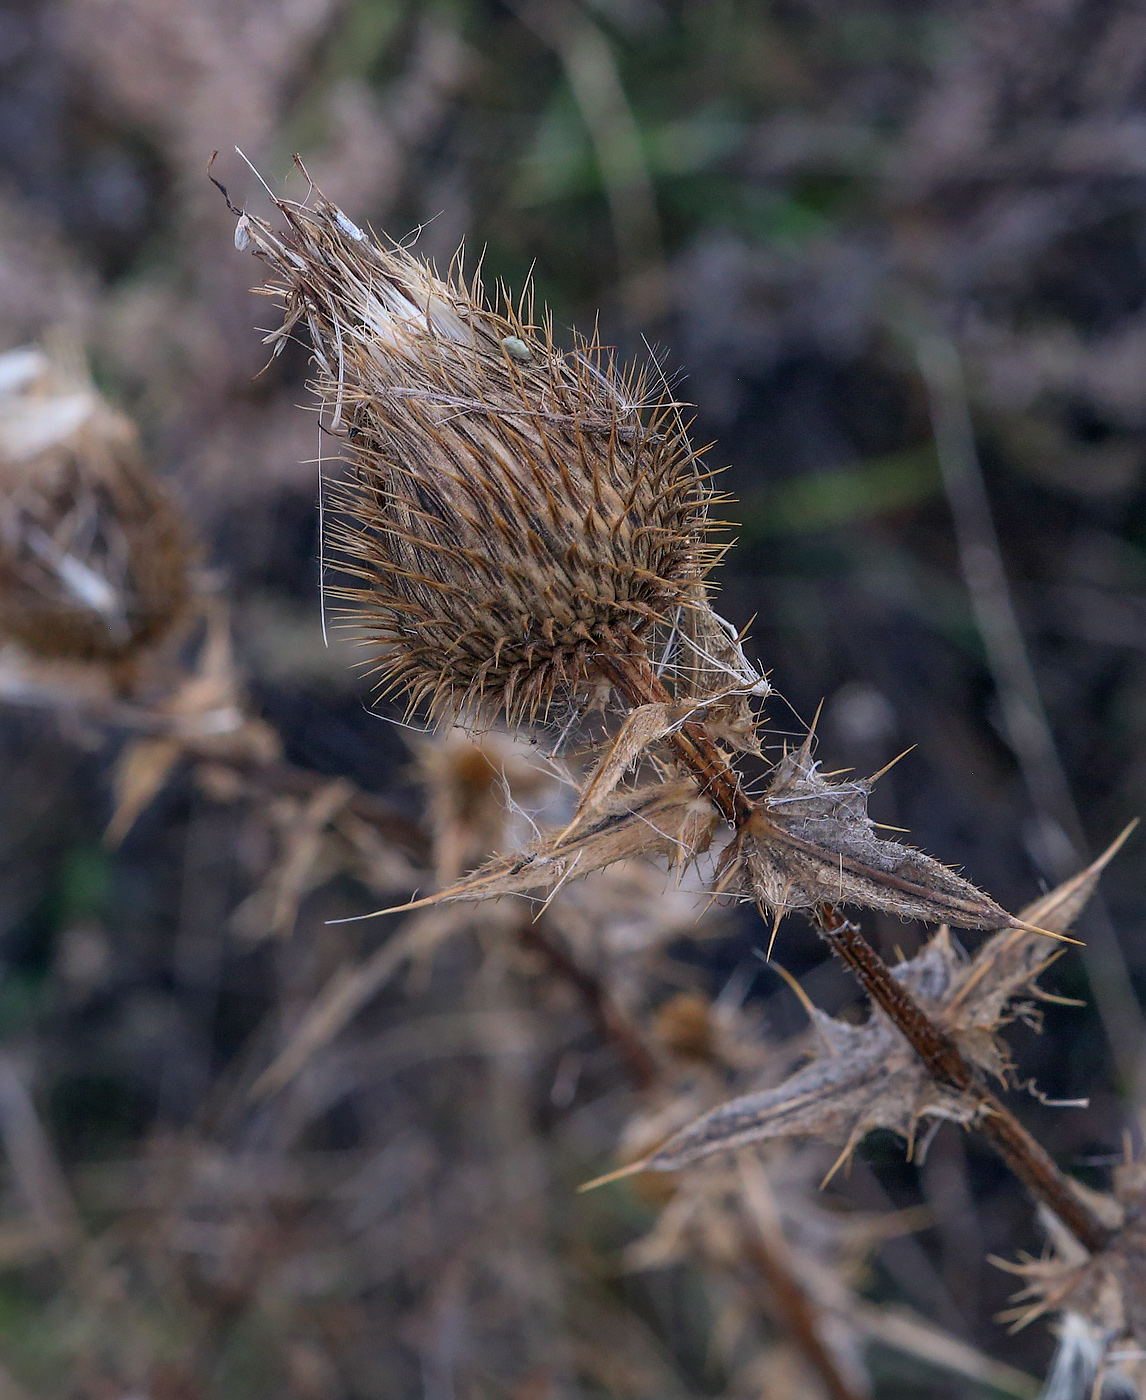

996,1161,1146,1394
671,594,769,752
105,735,183,849
103,603,279,846
385,779,720,914
623,935,976,1176
609,838,1125,1180
565,702,673,833
945,823,1137,1045
236,185,728,727
229,779,353,942
743,738,1010,929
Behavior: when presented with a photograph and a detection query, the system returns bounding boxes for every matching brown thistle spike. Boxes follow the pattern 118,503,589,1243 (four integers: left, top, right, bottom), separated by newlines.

231,171,740,727
0,345,188,673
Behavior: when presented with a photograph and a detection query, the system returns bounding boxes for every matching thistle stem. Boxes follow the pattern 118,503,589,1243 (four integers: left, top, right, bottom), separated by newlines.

596,651,754,823
598,647,1115,1255
519,916,659,1089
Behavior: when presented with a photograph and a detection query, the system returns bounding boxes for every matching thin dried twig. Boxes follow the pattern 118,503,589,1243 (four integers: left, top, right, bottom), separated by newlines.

737,1152,867,1400
518,916,659,1090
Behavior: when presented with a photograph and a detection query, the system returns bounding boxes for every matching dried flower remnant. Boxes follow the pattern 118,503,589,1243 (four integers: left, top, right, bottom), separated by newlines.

232,173,749,728
997,1160,1146,1398
0,345,187,672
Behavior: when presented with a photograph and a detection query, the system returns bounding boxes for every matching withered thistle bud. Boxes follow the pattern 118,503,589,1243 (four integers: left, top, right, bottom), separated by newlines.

0,346,188,669
236,185,729,725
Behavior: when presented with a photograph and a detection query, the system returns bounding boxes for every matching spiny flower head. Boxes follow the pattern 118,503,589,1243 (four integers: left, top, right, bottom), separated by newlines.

235,180,726,726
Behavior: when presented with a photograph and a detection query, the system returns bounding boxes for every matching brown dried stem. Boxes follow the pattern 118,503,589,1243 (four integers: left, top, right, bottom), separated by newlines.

518,916,659,1090
738,1153,866,1400
204,749,432,866
740,1228,864,1400
599,646,1115,1255
596,651,754,823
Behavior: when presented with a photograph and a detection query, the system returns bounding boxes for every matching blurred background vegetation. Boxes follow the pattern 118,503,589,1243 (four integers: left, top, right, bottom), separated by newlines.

2,0,1146,1394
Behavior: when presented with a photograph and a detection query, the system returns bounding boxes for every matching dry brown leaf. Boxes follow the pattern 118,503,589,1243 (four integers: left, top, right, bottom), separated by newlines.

249,907,486,1100
103,602,281,845
944,822,1137,1045
380,779,720,916
742,737,1010,930
564,702,673,836
675,599,769,752
105,734,184,848
229,779,354,941
621,935,977,1178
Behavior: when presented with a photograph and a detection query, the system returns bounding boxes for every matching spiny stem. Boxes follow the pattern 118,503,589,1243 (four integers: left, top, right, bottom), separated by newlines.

814,904,1113,1255
599,647,1116,1255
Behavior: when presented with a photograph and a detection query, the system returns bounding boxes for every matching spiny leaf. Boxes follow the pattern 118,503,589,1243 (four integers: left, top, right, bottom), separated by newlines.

945,822,1138,1035
742,739,1010,930
609,935,976,1179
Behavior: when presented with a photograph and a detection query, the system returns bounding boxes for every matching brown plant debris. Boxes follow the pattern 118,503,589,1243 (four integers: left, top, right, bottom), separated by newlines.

104,600,281,846
600,831,1127,1181
414,727,553,882
231,172,751,727
0,344,188,671
738,735,1012,930
997,1159,1146,1397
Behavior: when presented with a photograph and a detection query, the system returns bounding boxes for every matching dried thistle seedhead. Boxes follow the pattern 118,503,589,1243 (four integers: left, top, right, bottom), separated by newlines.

235,182,726,727
0,345,188,669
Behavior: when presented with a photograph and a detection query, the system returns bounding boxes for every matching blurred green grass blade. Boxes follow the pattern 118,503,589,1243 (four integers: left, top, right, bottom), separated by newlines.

740,445,941,537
